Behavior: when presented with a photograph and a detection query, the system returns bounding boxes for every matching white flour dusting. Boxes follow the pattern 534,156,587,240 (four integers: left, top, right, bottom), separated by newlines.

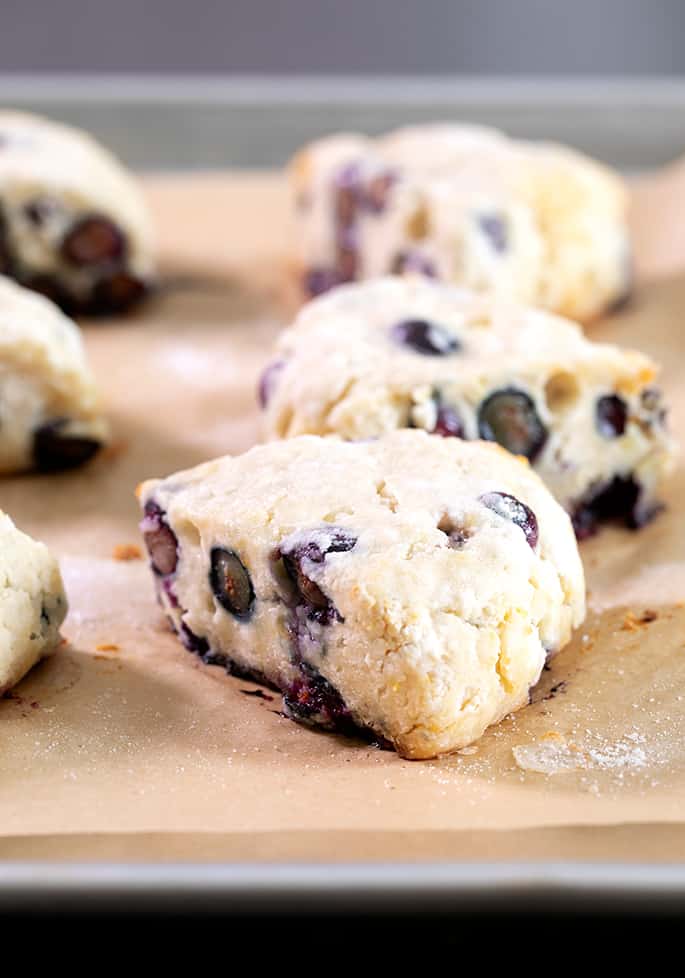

513,731,649,774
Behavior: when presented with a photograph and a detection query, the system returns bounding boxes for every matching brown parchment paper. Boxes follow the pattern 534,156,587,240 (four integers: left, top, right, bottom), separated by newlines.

2,168,685,865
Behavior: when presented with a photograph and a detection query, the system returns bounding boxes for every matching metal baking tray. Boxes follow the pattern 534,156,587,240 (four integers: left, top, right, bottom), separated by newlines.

1,74,685,914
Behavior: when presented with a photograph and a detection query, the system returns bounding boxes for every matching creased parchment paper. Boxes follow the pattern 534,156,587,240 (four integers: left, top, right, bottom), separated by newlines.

1,168,685,864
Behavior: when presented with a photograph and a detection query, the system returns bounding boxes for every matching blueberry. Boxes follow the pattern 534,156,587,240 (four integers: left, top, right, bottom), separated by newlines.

333,162,362,226
209,547,255,621
391,319,461,356
21,274,71,310
432,401,464,438
89,272,147,315
478,213,508,253
478,388,547,461
361,169,397,214
596,394,628,438
438,518,470,549
140,501,179,577
257,359,286,409
304,267,339,297
571,476,660,539
61,214,126,267
390,250,437,278
480,491,539,549
179,622,209,655
283,661,353,730
33,418,102,472
23,196,59,227
280,528,357,624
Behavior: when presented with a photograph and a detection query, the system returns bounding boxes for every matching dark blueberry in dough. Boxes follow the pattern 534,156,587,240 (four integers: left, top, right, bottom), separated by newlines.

478,388,547,461
571,475,661,539
21,274,71,310
432,402,464,438
304,266,339,297
438,517,470,549
335,186,357,227
596,394,628,438
23,196,60,227
390,250,437,278
257,359,286,409
280,528,356,624
140,501,179,577
283,661,353,731
391,319,460,356
333,162,362,226
90,272,147,315
179,622,209,655
478,213,508,253
480,491,539,550
210,547,255,621
446,528,469,549
61,214,126,267
33,418,102,473
361,169,397,214
335,185,358,227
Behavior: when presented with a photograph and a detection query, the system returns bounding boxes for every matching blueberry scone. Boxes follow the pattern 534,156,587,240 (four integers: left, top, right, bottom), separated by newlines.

0,111,154,315
0,275,108,473
0,510,67,695
261,277,675,537
290,123,630,322
138,430,585,758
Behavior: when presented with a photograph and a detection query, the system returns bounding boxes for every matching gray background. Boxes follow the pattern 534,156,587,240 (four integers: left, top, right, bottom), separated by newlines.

1,0,684,75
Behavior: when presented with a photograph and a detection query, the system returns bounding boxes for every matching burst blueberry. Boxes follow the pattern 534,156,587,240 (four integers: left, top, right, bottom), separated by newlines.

283,661,353,730
61,214,126,267
140,501,179,576
280,528,357,624
304,266,339,297
432,401,464,438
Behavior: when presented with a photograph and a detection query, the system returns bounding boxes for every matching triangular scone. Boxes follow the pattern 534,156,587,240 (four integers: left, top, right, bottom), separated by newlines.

138,430,585,759
261,277,675,536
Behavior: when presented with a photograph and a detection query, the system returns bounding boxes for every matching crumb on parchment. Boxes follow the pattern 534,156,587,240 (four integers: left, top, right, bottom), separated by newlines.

621,609,659,632
112,543,143,561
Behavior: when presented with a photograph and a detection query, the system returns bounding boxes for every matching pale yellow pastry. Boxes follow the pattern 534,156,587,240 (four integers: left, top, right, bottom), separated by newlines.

0,275,108,473
138,430,585,759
